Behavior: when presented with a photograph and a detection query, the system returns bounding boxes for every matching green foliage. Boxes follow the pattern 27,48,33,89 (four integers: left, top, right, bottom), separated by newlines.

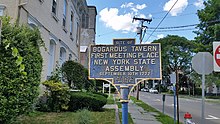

37,80,70,112
0,16,43,123
68,92,107,111
84,68,96,92
195,0,220,50
153,35,196,75
195,88,202,95
61,60,87,89
92,92,108,98
49,62,62,82
76,109,93,124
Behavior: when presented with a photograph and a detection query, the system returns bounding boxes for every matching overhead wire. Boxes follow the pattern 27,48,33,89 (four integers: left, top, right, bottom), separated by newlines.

145,0,179,42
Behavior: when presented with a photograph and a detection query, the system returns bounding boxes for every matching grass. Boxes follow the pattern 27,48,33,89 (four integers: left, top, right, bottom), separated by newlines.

130,96,183,124
118,112,134,124
107,94,115,104
114,95,134,124
14,109,116,124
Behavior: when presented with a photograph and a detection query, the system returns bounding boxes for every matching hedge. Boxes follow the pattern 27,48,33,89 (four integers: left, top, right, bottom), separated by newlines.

0,17,43,123
68,92,107,111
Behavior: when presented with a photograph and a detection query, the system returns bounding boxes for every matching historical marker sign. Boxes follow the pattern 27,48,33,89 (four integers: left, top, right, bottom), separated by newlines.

89,39,162,86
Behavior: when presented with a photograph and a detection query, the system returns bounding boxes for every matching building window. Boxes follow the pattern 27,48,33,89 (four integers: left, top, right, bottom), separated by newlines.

59,47,66,66
82,14,89,28
82,14,85,28
70,10,74,35
47,40,56,76
39,0,44,3
62,0,67,27
76,22,80,45
86,15,89,28
0,5,6,16
69,54,72,60
52,0,57,15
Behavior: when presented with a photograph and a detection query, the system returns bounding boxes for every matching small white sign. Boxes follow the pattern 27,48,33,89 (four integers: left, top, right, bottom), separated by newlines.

170,72,176,84
103,84,110,87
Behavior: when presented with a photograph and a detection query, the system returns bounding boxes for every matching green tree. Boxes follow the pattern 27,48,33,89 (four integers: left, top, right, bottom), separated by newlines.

194,0,220,51
0,17,43,123
194,0,220,91
153,35,196,81
61,60,87,89
83,68,96,92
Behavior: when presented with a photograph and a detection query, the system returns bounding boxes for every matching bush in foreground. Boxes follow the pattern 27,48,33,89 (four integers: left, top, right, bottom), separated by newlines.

36,80,70,112
68,92,107,111
0,17,43,123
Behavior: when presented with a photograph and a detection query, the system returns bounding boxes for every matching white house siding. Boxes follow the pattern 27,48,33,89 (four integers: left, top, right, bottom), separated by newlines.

0,0,94,84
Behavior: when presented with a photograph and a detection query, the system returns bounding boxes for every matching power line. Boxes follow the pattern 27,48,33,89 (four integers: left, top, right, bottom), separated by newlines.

147,28,195,32
148,24,197,29
148,19,220,30
153,12,197,20
145,0,179,42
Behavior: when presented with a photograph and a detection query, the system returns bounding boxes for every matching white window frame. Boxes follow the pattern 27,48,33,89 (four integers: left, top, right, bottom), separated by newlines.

62,0,67,28
59,47,66,66
47,39,56,76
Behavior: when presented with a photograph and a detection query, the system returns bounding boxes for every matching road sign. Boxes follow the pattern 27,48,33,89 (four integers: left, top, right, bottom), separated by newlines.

213,42,220,72
103,84,110,87
170,72,176,84
192,52,213,123
89,38,162,86
192,52,213,75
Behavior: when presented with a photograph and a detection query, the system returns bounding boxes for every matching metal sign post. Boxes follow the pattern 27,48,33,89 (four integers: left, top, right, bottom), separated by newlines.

120,85,129,124
89,38,161,123
192,52,213,124
170,72,176,123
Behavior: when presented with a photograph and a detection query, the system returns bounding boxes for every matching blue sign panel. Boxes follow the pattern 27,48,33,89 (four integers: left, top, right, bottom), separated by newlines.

89,39,161,85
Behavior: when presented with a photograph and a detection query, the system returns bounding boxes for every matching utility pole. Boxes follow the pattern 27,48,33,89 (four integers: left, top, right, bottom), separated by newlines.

132,17,152,100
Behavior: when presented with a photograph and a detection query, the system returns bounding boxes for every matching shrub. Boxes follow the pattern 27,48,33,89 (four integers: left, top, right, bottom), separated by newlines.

93,92,108,98
195,88,202,95
36,80,70,112
61,60,87,89
68,92,107,111
0,17,43,123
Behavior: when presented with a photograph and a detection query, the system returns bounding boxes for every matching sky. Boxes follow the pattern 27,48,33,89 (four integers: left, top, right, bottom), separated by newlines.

87,0,206,45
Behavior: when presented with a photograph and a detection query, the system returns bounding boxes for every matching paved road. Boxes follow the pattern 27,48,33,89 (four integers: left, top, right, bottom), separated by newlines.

139,92,220,124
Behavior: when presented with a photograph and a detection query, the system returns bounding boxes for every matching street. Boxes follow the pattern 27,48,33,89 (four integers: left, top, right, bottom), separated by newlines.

138,92,220,124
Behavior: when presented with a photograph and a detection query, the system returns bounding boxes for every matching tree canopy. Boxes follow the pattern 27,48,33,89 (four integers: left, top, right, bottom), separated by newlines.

61,60,87,89
153,35,196,76
194,0,220,89
194,0,220,51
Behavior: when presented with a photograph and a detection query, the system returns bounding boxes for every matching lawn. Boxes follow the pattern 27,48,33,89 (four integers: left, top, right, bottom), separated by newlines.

13,94,135,124
14,109,116,124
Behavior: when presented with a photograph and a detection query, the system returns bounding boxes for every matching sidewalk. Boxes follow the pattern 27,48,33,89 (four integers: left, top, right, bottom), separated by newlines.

104,94,162,124
128,100,162,124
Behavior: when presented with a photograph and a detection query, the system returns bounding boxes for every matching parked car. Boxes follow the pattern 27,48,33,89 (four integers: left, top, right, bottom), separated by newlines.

141,88,149,92
149,88,158,94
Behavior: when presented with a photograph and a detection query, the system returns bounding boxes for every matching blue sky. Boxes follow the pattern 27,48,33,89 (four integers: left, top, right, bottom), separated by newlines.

87,0,205,44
